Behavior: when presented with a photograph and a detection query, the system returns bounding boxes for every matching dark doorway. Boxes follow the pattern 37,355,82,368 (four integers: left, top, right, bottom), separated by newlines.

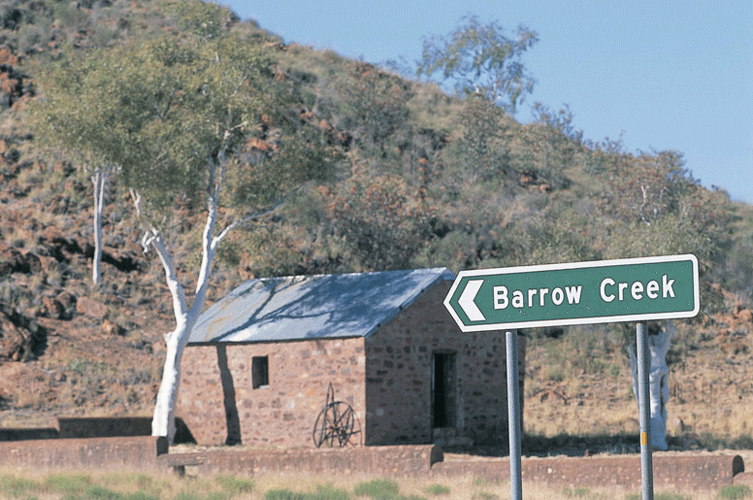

432,352,457,428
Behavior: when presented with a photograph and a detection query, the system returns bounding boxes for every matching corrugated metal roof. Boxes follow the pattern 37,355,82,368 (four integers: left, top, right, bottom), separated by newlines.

188,268,455,344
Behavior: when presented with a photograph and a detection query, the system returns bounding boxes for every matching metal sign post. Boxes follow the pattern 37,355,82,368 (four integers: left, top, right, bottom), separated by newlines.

506,330,522,500
637,322,654,500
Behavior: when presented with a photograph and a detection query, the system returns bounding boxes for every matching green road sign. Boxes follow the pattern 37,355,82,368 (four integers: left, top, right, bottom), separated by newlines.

444,254,699,332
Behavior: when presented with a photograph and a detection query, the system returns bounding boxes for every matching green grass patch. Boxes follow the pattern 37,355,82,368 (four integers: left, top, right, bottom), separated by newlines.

654,492,692,500
265,490,307,500
172,491,231,500
264,484,351,500
353,478,400,498
0,473,41,497
310,484,351,500
214,474,255,495
718,484,753,499
76,485,125,500
471,493,500,500
264,489,320,500
125,493,160,500
423,483,451,496
561,486,609,499
352,478,427,500
44,472,93,495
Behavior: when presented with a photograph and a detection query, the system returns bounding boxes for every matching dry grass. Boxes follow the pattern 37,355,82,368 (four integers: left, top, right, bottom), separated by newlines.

521,317,753,454
0,468,746,500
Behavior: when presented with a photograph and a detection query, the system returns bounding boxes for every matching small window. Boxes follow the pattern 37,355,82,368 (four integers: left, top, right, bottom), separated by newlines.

252,356,269,389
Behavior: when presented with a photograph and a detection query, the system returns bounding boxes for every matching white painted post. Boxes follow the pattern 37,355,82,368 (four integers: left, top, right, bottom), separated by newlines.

629,322,673,451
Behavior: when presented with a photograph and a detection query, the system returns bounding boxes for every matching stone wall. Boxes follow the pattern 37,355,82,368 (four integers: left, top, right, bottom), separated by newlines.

364,282,525,446
0,436,166,471
162,444,442,478
0,435,743,492
177,336,367,447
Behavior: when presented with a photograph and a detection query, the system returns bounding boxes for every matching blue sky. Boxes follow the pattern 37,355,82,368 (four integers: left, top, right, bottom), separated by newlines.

220,1,753,204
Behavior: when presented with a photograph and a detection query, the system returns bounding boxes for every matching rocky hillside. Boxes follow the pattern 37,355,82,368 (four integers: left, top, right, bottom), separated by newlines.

0,181,176,423
0,0,751,449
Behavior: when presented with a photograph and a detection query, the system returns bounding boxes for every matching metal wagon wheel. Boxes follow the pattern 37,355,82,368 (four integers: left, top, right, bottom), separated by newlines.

312,401,356,447
312,383,359,447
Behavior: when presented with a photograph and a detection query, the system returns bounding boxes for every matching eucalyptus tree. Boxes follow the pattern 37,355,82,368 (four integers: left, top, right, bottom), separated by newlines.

416,16,539,187
32,2,331,439
596,148,732,449
417,15,539,113
29,52,121,285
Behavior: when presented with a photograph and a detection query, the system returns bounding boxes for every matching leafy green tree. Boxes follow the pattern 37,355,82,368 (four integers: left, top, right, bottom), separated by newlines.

326,175,435,271
170,0,239,40
595,148,732,316
597,148,731,267
29,47,123,285
30,2,331,439
594,146,733,448
510,103,582,190
417,15,538,113
719,225,753,301
338,61,413,146
445,94,513,184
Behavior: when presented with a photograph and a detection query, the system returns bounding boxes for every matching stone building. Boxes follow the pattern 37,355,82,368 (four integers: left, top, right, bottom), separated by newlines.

176,268,524,448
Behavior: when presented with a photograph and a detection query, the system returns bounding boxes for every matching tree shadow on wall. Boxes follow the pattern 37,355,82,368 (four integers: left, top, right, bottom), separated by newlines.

216,344,241,446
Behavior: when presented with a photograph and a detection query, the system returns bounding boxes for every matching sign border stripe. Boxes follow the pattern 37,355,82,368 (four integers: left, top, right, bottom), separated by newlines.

443,254,699,332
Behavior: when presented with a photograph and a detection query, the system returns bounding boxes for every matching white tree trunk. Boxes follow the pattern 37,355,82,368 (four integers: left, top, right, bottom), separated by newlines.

151,319,188,440
151,306,202,439
140,158,225,440
146,232,196,440
138,147,295,441
629,323,674,451
91,168,107,285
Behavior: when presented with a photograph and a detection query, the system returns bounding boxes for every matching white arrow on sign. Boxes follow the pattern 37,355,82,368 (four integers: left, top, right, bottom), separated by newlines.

458,279,485,322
